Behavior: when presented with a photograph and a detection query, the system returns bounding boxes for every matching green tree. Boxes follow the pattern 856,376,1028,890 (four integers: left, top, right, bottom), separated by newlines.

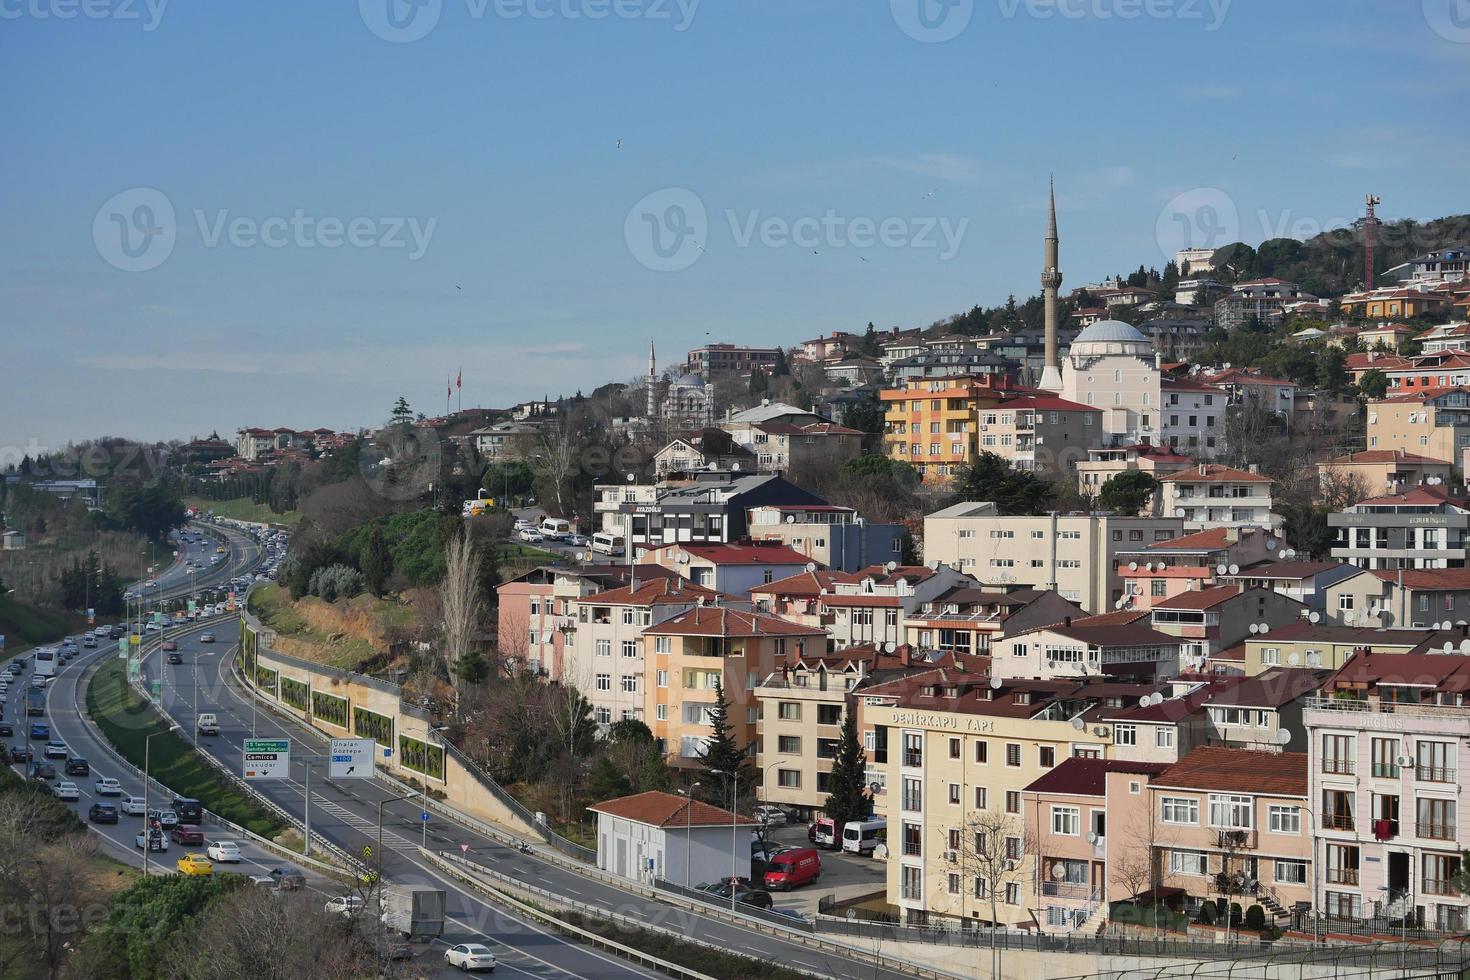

483,461,536,502
822,705,869,841
696,680,751,807
389,396,413,426
841,393,885,440
951,452,1055,515
359,524,392,596
1316,346,1349,393
104,481,185,542
1357,368,1389,400
1097,471,1159,517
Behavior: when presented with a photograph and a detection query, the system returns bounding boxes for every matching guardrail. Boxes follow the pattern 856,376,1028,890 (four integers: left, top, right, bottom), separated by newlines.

654,877,815,932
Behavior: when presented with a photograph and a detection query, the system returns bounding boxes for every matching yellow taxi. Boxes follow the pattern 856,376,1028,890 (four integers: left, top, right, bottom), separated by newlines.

176,853,214,876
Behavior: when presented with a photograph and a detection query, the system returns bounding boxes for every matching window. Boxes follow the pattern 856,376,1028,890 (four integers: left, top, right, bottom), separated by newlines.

656,670,668,688
817,704,842,726
1115,724,1137,746
595,640,611,658
1274,860,1307,885
595,673,611,691
655,703,667,721
1417,797,1456,840
1169,849,1208,876
974,740,988,764
901,777,922,812
1160,797,1200,825
901,866,922,901
1004,883,1021,905
778,702,801,721
1209,794,1253,829
777,769,800,788
619,675,638,693
948,737,962,760
1261,647,1280,666
1005,743,1021,767
621,608,635,625
1005,790,1020,814
654,636,672,654
594,706,611,724
1051,806,1080,836
1038,745,1055,768
778,735,801,754
1155,727,1174,750
621,640,638,658
948,783,961,805
1321,734,1354,775
974,786,988,809
1268,806,1301,834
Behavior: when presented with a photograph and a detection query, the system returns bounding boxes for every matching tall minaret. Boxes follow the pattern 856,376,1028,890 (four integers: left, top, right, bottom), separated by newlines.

1039,176,1064,392
646,339,657,419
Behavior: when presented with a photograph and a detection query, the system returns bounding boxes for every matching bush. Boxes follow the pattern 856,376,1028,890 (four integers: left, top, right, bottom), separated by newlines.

1245,904,1266,930
1197,902,1217,925
306,563,364,601
1230,901,1244,926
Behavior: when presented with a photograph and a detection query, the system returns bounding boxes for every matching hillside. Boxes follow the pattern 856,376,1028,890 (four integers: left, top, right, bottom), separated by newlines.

0,593,72,657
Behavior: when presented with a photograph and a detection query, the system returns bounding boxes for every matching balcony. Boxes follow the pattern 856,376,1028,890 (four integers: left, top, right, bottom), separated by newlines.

1215,829,1257,850
1418,822,1456,841
902,750,923,768
902,840,922,857
1321,759,1356,776
1041,881,1091,900
1322,813,1356,832
1416,765,1457,783
1326,868,1361,886
1371,762,1401,779
1424,878,1459,897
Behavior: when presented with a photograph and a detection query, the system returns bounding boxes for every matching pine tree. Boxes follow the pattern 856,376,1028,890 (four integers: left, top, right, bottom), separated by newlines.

697,680,751,808
360,524,392,596
823,704,868,837
389,396,413,426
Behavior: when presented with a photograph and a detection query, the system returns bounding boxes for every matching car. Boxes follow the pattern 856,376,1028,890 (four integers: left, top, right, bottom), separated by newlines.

94,777,122,796
206,840,242,863
9,745,30,763
88,803,119,824
565,533,589,547
93,626,109,637
52,781,80,802
64,757,89,776
29,762,56,781
166,653,183,665
753,805,790,827
444,943,497,971
147,809,180,829
324,895,364,916
268,867,305,890
161,639,177,652
44,741,68,759
109,626,124,639
83,635,97,648
28,724,48,740
0,724,12,739
247,875,275,888
199,633,215,643
170,825,205,846
176,854,213,877
119,796,147,815
517,529,544,543
135,831,169,852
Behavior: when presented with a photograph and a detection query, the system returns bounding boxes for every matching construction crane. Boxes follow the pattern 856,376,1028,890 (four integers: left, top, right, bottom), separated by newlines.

1364,193,1381,288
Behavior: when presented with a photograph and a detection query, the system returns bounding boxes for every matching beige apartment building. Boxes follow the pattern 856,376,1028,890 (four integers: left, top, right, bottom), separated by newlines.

643,607,827,771
1366,388,1470,472
1159,464,1278,530
1076,444,1193,505
857,670,1165,927
973,393,1103,476
922,502,1185,613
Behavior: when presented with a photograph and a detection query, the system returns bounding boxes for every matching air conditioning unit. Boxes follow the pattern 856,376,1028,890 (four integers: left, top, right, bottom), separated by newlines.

943,850,958,863
1396,754,1414,767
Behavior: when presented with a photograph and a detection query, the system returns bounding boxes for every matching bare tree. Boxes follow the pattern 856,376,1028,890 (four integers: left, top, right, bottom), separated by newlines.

441,530,484,714
1111,806,1173,930
1318,465,1371,511
956,809,1030,977
0,837,100,979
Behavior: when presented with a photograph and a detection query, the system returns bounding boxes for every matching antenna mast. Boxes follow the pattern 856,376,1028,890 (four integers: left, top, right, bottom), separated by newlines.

1364,193,1381,289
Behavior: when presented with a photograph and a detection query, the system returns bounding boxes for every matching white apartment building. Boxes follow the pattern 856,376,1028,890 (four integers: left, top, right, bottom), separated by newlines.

1159,464,1279,530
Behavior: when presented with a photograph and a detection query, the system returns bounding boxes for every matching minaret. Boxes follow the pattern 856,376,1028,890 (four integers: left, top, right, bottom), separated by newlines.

646,339,657,419
1039,176,1064,392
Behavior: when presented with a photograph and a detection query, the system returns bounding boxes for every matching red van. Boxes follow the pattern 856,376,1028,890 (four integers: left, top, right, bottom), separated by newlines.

764,847,821,891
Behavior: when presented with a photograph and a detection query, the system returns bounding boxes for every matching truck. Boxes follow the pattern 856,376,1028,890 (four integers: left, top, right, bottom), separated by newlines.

26,689,45,717
379,885,446,940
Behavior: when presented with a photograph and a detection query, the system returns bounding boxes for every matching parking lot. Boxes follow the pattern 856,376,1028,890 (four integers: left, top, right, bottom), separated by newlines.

759,822,886,916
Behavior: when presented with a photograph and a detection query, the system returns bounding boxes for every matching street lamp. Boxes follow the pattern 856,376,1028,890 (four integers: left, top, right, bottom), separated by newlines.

710,768,741,912
142,724,182,876
677,782,700,888
376,790,421,887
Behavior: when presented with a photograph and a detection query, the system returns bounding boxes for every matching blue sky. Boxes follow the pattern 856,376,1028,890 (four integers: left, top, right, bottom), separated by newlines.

3,0,1468,452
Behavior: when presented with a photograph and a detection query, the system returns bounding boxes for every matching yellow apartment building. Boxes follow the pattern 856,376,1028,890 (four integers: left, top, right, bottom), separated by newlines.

881,377,1007,484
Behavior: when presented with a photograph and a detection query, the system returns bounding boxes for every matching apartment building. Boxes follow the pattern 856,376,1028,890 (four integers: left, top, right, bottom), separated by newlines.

1200,368,1298,425
1116,525,1275,612
1303,651,1470,929
1075,444,1193,504
1159,464,1278,530
1329,485,1470,571
1159,377,1226,456
651,432,755,477
683,343,783,379
754,644,939,817
1319,451,1456,501
990,616,1183,681
561,577,732,728
1366,388,1470,469
922,502,1185,613
646,542,812,599
644,608,827,771
1150,586,1308,668
881,377,1008,485
818,563,985,649
1325,567,1470,629
974,394,1103,476
748,569,843,629
595,472,827,554
745,503,906,573
1213,278,1308,330
716,419,863,473
1147,748,1313,923
903,587,1084,659
1214,560,1360,616
858,671,1164,927
1238,623,1427,674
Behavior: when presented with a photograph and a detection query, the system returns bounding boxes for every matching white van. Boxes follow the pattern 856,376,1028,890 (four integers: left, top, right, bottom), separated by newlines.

590,531,624,556
539,518,572,541
841,819,886,856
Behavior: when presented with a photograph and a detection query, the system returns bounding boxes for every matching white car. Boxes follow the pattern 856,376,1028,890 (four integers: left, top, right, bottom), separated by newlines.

93,627,109,637
119,795,147,815
53,782,80,802
95,777,123,796
444,944,497,971
206,840,242,863
517,529,544,544
324,895,363,915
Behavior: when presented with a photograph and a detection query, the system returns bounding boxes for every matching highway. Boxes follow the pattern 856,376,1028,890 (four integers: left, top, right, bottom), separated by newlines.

139,613,933,980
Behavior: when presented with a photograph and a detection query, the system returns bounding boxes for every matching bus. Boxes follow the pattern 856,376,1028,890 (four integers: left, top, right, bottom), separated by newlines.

32,649,56,679
590,531,624,556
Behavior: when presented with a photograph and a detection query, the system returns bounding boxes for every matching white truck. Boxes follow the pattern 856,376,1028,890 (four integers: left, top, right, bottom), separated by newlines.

379,885,446,940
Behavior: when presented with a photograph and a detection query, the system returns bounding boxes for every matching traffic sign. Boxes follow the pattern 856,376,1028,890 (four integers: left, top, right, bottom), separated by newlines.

329,738,374,779
243,738,290,780
420,811,430,823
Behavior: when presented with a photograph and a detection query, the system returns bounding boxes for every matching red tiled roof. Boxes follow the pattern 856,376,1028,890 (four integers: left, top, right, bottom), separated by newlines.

1151,585,1255,610
993,394,1100,413
1144,527,1233,552
644,607,827,638
749,570,842,596
1152,746,1307,797
1373,386,1470,405
1023,758,1169,798
1161,377,1226,394
588,791,756,828
649,543,815,566
1369,568,1470,592
1353,485,1466,509
586,578,724,607
1203,369,1295,387
1158,464,1272,484
832,565,937,587
1327,450,1452,466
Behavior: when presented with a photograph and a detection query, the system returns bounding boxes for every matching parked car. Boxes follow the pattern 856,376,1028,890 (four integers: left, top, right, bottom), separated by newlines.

53,781,80,802
176,853,213,876
88,803,119,824
170,825,205,846
94,777,122,796
444,943,497,971
517,528,544,543
206,840,242,863
135,831,169,852
64,757,89,776
753,804,790,827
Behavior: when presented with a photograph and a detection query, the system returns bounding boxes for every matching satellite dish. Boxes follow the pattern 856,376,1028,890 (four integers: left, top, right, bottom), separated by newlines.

1259,623,1271,634
990,677,1003,690
1146,562,1156,572
1086,831,1099,845
1461,639,1470,655
883,641,896,654
1071,717,1086,730
731,462,741,471
1228,564,1240,575
785,514,797,524
1306,652,1321,667
1051,863,1067,880
1128,562,1139,571
804,562,817,572
885,561,898,573
1174,508,1187,518
1276,729,1292,746
1266,538,1279,549
1308,611,1320,624
1288,653,1300,666
1249,624,1260,635
1446,642,1456,654
1287,550,1297,559
1216,564,1228,576
928,559,941,570
1278,550,1289,560
575,552,586,562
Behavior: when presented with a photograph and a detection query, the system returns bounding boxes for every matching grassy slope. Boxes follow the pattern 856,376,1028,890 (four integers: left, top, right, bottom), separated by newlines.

185,496,303,527
86,657,286,839
0,593,75,659
249,583,413,669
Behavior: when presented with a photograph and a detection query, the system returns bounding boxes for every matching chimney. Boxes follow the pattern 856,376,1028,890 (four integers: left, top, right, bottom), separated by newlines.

1247,463,1260,475
1064,616,1072,628
1199,463,1207,477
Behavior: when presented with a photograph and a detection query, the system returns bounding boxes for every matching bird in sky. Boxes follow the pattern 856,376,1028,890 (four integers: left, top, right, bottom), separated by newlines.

615,138,623,150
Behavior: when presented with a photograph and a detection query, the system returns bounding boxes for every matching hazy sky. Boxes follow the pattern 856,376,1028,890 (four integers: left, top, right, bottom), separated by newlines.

3,0,1467,453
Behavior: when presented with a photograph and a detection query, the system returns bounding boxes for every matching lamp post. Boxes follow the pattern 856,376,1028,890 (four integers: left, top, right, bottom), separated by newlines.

376,790,421,887
677,783,700,888
424,726,450,849
711,768,741,912
1298,803,1320,946
142,724,181,876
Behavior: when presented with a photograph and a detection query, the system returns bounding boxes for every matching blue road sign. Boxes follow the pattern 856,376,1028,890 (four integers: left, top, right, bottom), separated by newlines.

420,811,430,822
